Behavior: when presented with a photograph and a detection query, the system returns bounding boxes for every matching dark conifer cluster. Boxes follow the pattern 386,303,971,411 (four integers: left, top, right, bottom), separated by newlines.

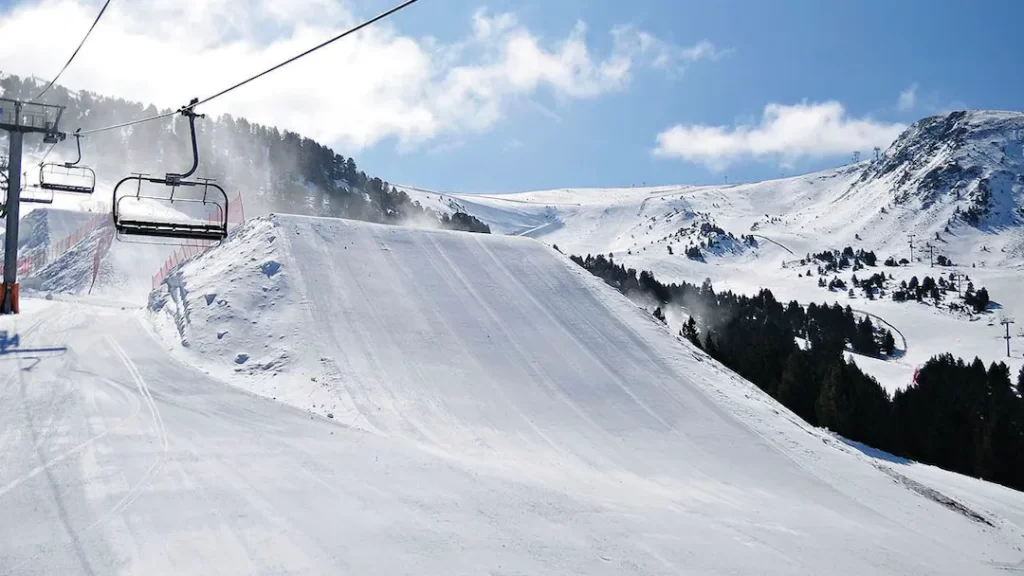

572,253,1024,491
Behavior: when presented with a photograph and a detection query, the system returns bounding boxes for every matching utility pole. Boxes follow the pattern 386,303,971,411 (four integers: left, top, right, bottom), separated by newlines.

1001,318,1015,358
0,98,65,314
925,242,935,267
908,233,916,263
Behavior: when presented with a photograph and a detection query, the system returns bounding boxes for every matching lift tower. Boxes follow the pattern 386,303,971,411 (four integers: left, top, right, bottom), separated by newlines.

0,98,65,314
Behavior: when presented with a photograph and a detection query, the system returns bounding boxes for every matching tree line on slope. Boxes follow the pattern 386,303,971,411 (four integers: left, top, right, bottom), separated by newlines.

571,252,1024,492
0,74,489,234
803,245,991,312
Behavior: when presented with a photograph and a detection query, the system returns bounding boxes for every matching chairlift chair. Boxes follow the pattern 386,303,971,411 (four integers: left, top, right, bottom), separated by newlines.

38,130,95,195
113,175,227,241
112,100,229,242
9,165,54,204
19,184,55,205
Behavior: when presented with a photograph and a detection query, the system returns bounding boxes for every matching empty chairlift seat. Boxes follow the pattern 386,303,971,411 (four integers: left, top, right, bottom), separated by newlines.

110,99,229,242
113,175,228,241
38,163,95,194
38,129,96,195
19,185,54,205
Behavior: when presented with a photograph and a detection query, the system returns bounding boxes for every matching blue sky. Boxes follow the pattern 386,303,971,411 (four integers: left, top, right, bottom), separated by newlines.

354,0,1024,192
1,0,1022,193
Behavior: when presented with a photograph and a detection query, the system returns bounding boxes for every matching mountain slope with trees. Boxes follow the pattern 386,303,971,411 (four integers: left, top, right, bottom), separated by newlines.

0,73,489,233
572,252,1024,492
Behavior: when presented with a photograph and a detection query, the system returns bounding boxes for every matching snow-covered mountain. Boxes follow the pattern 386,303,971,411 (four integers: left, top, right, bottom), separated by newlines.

401,110,1024,391
406,110,1024,263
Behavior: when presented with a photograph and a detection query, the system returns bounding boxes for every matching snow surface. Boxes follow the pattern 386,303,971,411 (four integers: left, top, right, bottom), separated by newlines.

59,214,1011,574
1,214,1023,573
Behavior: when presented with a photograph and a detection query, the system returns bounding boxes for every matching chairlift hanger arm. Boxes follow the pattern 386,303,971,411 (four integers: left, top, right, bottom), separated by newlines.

167,99,204,183
65,129,83,167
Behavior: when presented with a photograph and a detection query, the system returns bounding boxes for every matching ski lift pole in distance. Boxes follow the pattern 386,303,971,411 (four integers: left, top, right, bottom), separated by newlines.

112,99,229,242
38,129,95,194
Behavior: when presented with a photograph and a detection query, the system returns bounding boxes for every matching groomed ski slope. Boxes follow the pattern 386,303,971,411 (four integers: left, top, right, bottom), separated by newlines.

3,214,1024,574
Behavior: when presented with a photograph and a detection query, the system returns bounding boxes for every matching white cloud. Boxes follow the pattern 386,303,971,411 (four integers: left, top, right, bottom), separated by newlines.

898,83,918,111
653,101,907,170
0,1,719,151
610,27,726,77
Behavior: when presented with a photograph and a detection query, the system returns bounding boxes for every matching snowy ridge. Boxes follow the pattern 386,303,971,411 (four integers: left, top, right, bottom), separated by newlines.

403,110,1024,267
141,213,1024,574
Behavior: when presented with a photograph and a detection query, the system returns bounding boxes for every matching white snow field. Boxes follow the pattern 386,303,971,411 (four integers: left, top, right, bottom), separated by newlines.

3,213,1023,574
401,110,1024,391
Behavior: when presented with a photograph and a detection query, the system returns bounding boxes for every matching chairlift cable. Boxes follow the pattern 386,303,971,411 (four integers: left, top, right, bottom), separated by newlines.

77,0,422,136
76,108,179,136
31,0,114,103
37,140,59,166
187,0,422,111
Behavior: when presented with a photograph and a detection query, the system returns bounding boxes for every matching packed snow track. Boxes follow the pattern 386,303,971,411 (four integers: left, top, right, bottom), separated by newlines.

2,215,1023,575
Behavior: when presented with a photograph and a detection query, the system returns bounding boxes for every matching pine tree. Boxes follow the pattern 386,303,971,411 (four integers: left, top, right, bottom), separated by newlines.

882,330,896,356
816,362,849,434
965,286,990,312
976,363,1020,485
681,317,701,347
653,307,667,324
777,350,817,424
703,332,719,358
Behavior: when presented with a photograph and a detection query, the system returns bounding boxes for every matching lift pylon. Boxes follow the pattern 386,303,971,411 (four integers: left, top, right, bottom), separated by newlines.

0,98,66,314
